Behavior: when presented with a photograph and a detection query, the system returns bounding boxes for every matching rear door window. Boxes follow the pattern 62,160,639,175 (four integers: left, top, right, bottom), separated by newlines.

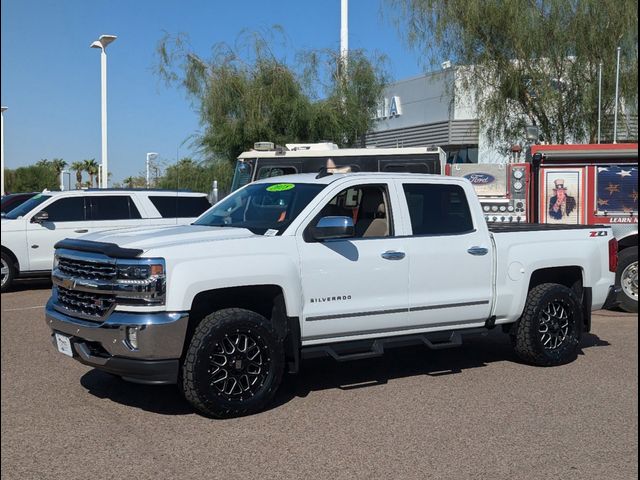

402,183,474,235
149,196,212,218
89,196,141,220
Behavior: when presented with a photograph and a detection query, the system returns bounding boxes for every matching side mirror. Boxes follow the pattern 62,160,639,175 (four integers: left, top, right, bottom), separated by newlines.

309,216,354,241
31,210,49,223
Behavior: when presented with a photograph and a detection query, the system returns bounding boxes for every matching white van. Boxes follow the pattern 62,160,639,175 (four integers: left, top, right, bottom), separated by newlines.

1,189,211,291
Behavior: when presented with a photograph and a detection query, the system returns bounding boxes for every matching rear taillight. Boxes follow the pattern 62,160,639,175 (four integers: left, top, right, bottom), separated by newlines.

608,238,618,273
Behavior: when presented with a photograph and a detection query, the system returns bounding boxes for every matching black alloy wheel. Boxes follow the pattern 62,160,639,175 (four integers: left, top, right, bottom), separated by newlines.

205,331,271,401
181,308,285,418
513,283,582,366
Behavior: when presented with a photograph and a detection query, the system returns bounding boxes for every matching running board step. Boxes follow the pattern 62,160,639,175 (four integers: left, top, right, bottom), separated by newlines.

302,328,488,362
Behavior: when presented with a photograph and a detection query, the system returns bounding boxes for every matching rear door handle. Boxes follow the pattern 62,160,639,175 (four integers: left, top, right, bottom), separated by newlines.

467,246,488,256
74,229,89,234
381,250,406,260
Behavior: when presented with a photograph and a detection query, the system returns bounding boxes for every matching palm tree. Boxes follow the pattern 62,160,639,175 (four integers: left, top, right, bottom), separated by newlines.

70,161,84,189
51,158,67,175
83,159,99,187
123,176,135,188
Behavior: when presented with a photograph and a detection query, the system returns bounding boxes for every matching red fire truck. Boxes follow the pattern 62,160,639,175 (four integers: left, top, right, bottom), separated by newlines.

449,143,637,312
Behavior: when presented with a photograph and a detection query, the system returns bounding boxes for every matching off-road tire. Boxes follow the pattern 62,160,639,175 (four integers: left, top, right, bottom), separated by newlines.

616,247,638,313
512,283,582,366
181,308,285,418
1,251,16,293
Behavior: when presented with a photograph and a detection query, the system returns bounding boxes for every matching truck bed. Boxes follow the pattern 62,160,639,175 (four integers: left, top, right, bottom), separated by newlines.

488,223,607,233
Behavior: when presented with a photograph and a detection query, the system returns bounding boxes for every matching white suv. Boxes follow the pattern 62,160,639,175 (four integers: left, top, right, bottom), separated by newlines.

1,189,211,291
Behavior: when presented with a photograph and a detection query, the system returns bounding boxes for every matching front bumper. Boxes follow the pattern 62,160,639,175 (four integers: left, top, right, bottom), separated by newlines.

45,299,188,384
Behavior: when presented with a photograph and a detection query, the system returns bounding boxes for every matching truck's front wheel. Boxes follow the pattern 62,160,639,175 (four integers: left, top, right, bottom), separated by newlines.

181,308,285,418
513,283,582,366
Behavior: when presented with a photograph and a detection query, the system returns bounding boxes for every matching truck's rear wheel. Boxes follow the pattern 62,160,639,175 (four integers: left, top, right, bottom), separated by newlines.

513,283,582,366
616,247,637,313
181,308,284,418
1,252,16,293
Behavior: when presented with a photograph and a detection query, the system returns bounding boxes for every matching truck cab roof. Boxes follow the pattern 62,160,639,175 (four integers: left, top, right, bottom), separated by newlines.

251,171,468,186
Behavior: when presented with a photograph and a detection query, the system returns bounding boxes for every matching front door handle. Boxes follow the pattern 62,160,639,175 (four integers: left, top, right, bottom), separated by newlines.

74,229,89,234
381,250,406,260
467,246,489,256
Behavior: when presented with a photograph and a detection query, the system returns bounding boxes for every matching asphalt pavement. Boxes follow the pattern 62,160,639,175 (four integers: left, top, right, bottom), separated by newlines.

1,281,637,480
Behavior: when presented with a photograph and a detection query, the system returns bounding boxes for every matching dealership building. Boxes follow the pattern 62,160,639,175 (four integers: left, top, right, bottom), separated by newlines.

365,66,638,163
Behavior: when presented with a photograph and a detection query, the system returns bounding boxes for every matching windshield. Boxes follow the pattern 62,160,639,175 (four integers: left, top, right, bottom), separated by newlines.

4,194,51,219
230,160,254,192
194,182,325,235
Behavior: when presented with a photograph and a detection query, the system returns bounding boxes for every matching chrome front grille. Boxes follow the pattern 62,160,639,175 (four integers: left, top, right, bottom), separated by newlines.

52,249,166,321
56,286,116,321
57,256,117,281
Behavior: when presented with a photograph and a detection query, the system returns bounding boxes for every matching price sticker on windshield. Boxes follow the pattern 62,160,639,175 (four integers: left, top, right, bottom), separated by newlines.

266,183,295,192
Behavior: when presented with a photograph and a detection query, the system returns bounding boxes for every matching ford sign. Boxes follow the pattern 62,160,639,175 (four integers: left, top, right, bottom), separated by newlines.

464,173,495,185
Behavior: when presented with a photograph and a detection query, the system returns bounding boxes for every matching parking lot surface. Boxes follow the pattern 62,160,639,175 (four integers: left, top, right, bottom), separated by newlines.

1,282,637,480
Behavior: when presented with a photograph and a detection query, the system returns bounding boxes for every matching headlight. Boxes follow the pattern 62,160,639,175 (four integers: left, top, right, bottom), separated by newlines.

114,259,166,306
513,180,523,191
117,262,164,282
513,169,524,179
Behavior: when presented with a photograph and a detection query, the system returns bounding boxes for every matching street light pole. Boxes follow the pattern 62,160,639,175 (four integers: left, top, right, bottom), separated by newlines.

613,46,621,144
340,0,348,71
91,34,117,188
60,170,71,191
146,152,158,188
1,106,6,196
597,62,602,144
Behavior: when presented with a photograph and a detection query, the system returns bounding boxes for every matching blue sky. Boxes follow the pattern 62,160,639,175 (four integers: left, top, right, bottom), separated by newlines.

1,0,428,183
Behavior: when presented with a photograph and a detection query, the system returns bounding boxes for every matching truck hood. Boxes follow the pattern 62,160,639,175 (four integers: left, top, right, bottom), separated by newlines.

80,225,257,252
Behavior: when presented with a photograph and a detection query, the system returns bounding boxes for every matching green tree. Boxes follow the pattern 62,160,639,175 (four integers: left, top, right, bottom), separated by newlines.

83,159,99,188
155,29,387,161
391,0,638,145
121,175,147,189
157,157,234,195
70,161,85,189
4,163,58,192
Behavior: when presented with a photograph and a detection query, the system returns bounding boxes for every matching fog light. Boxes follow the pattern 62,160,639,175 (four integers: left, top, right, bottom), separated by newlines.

126,327,139,349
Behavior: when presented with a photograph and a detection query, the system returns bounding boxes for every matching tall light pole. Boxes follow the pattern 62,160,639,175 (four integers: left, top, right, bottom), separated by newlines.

146,152,158,188
340,0,348,71
1,106,6,196
597,62,602,144
90,34,117,188
613,46,621,144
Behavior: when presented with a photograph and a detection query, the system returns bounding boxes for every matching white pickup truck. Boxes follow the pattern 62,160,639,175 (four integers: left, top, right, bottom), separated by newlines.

45,173,618,418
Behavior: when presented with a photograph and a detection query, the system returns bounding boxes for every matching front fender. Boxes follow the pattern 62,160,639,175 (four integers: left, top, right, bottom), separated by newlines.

164,248,301,316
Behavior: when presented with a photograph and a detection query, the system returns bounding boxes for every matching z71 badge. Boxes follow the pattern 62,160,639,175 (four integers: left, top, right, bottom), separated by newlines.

589,231,607,237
